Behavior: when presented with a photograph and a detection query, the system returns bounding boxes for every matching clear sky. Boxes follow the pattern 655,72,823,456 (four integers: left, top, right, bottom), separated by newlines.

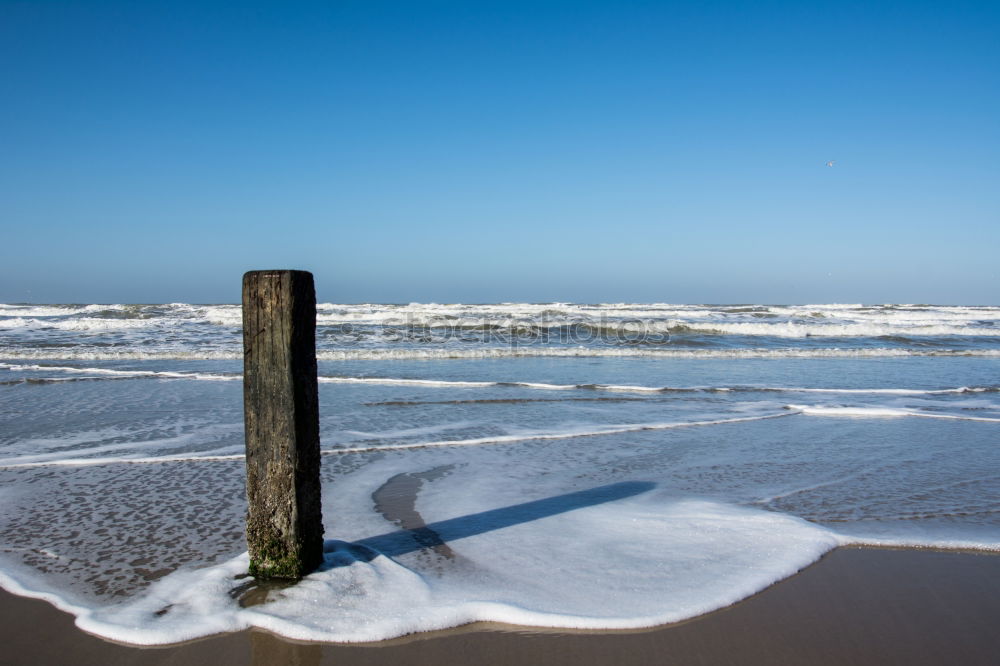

1,1,997,304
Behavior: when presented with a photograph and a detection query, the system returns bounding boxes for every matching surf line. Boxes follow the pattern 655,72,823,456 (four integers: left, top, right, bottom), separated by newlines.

6,348,1000,362
10,362,997,397
5,405,998,471
0,412,797,469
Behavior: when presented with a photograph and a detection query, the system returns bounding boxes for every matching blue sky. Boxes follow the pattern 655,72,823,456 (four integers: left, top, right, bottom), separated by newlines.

1,1,997,304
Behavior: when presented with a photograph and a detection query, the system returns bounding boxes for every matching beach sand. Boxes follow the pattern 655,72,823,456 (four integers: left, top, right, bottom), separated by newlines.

1,546,998,665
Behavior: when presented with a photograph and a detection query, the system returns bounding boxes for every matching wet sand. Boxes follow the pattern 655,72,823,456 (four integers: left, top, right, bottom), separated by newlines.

2,546,998,665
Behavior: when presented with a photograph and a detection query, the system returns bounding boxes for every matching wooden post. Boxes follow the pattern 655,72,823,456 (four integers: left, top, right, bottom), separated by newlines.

242,270,324,579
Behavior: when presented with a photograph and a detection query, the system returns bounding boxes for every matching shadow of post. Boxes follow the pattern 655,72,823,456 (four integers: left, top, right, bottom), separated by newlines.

322,481,655,565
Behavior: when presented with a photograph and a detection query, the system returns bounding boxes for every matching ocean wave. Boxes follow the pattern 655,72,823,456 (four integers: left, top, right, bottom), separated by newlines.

324,412,797,455
0,450,246,469
0,317,157,331
2,317,995,343
319,319,998,338
0,363,240,381
0,413,796,469
4,302,998,333
671,321,998,337
785,404,1000,422
0,304,129,318
0,424,243,467
314,347,1000,360
311,314,1000,337
4,346,1000,362
4,362,998,395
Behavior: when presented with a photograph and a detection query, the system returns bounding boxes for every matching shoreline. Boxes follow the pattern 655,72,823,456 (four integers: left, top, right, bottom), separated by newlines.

2,546,998,665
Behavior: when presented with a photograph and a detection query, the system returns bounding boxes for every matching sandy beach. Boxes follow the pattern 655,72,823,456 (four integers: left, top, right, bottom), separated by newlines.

2,546,998,665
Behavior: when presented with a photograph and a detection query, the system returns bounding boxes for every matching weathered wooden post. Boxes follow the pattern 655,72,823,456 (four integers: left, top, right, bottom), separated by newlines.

242,270,324,579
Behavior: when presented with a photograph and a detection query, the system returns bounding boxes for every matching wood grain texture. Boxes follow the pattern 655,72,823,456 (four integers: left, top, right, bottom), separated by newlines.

241,270,323,579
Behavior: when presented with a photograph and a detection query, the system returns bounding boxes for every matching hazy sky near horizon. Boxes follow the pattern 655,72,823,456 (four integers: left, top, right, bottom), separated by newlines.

2,1,998,304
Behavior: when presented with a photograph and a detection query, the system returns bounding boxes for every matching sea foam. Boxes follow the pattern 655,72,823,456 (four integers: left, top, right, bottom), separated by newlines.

5,347,1000,362
13,493,845,645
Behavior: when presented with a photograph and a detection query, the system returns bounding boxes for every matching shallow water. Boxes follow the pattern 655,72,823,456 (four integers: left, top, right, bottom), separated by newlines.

0,303,997,643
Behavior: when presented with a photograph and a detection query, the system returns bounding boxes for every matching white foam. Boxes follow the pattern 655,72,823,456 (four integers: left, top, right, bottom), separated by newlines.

190,305,243,327
7,495,844,645
304,302,1000,330
0,349,245,361
4,347,1000,361
0,362,239,381
508,381,578,390
0,304,127,318
848,536,1000,551
0,317,155,331
678,321,999,337
0,423,243,467
318,376,495,388
787,404,1000,422
3,362,995,398
311,347,1000,361
0,450,246,469
593,383,667,393
773,386,982,395
321,377,661,392
767,304,999,323
327,412,797,455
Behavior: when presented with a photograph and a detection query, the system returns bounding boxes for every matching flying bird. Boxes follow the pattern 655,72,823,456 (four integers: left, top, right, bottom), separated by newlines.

826,160,836,167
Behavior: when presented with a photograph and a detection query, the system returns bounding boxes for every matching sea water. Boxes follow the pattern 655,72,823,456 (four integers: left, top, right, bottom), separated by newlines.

0,303,998,643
